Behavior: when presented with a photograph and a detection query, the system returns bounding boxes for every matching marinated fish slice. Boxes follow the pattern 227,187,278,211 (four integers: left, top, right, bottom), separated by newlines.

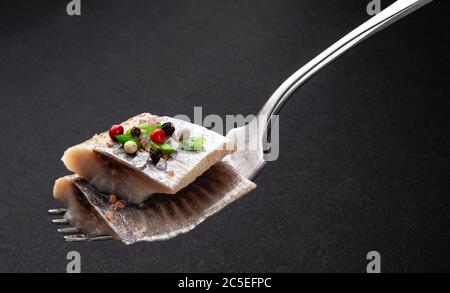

62,113,236,204
53,161,256,244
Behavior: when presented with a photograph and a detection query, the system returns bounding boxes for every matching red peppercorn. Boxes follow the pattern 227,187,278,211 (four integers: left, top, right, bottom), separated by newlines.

150,128,166,143
109,125,124,141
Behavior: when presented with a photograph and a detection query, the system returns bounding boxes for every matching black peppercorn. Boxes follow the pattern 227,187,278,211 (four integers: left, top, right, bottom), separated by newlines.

130,127,141,138
161,122,175,137
149,147,162,165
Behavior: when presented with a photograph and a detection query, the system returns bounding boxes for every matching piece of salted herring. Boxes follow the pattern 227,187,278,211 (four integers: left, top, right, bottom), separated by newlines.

62,113,236,204
53,161,257,244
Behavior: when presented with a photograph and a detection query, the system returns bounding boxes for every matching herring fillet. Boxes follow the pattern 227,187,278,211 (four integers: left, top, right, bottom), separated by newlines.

62,113,237,204
53,161,257,244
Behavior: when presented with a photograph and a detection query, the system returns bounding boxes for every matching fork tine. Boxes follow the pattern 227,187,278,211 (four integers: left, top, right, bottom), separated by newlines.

49,207,113,242
48,208,67,215
64,234,88,242
64,234,113,242
57,227,80,234
52,218,69,225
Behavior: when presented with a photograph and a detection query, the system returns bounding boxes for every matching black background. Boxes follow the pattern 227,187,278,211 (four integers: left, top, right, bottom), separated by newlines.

0,0,449,273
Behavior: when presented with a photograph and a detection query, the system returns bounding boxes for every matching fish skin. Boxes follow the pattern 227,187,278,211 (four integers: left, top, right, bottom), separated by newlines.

62,113,237,204
53,161,256,244
53,176,116,237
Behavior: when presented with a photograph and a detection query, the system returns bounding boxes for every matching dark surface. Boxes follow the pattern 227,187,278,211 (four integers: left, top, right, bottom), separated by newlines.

0,0,449,273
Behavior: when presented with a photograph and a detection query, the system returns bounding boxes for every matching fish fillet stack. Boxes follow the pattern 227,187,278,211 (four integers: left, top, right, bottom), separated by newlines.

53,113,256,244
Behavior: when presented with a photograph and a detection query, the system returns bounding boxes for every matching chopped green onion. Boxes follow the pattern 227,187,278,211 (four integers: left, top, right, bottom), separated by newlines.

149,141,176,154
179,136,205,151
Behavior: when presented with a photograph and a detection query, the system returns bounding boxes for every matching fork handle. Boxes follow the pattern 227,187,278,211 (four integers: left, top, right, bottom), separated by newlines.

257,0,433,121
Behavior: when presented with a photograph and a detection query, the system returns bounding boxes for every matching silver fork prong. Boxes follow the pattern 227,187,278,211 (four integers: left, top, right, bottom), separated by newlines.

64,234,88,242
87,235,113,241
52,218,69,225
57,227,80,234
48,208,68,215
64,234,113,242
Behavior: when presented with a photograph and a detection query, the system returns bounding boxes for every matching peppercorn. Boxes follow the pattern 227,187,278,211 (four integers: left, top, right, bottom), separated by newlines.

114,200,126,211
130,126,141,138
109,125,124,141
161,122,175,137
124,140,138,155
150,128,166,143
149,147,162,165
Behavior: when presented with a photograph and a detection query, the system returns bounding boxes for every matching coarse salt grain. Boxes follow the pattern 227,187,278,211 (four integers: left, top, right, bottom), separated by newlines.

105,211,113,221
140,139,148,148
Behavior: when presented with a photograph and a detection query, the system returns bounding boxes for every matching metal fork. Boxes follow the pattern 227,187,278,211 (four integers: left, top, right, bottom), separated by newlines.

48,208,113,242
49,0,433,242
